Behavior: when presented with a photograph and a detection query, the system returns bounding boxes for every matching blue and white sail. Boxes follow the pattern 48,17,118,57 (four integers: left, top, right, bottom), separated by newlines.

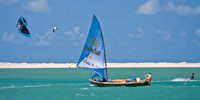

77,15,106,78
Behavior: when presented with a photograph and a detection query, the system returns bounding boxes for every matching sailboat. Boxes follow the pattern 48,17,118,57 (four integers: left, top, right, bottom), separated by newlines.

77,15,150,87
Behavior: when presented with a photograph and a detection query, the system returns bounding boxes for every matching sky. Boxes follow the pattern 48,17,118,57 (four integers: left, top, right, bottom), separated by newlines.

0,0,200,63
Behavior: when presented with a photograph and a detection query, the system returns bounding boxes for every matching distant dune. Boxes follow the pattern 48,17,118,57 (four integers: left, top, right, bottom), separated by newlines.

0,62,200,68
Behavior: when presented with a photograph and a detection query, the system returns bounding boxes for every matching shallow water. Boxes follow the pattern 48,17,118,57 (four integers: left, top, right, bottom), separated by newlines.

0,68,200,100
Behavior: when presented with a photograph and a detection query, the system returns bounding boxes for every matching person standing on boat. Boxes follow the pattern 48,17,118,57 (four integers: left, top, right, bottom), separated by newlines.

188,73,194,80
144,73,151,82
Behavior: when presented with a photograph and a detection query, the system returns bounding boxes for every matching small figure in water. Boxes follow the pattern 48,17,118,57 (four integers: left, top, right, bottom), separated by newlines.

144,73,151,82
188,73,194,80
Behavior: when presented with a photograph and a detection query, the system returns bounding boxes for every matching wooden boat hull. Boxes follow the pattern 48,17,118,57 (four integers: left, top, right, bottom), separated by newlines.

89,79,150,87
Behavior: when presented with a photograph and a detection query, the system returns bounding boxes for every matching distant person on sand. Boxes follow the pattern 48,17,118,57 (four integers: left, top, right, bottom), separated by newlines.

188,73,194,80
144,73,151,82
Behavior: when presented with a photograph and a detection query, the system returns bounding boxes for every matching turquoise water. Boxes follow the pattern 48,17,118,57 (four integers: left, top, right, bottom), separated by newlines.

0,68,200,100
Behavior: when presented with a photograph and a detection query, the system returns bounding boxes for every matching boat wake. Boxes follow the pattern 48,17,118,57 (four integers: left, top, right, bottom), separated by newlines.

171,78,190,82
89,84,95,87
0,83,89,90
0,84,52,90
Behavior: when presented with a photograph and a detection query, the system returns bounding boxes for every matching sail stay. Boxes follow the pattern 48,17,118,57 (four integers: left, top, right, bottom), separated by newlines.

77,15,106,78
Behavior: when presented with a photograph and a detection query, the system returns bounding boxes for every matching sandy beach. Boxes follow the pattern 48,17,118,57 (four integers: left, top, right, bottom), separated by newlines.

0,62,200,68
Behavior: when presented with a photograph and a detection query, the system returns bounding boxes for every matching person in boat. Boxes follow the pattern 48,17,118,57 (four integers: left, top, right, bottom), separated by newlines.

144,73,151,82
102,78,106,82
188,73,194,80
98,78,106,82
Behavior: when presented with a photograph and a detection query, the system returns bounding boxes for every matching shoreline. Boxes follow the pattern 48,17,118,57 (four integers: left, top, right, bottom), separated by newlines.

0,62,200,68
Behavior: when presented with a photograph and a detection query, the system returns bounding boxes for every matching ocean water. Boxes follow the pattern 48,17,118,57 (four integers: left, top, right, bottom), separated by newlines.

0,68,200,100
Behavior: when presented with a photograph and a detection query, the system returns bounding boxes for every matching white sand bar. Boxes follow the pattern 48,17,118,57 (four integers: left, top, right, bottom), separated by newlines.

0,62,200,68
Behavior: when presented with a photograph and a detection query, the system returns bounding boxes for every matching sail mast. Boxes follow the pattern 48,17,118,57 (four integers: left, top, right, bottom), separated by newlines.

103,38,108,81
102,29,108,81
95,15,108,81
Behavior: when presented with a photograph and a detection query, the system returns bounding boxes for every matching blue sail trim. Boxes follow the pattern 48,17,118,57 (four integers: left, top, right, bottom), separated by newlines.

91,68,105,78
92,72,99,78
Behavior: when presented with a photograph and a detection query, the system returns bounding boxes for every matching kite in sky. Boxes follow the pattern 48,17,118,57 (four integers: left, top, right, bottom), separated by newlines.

16,17,30,38
53,27,58,32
